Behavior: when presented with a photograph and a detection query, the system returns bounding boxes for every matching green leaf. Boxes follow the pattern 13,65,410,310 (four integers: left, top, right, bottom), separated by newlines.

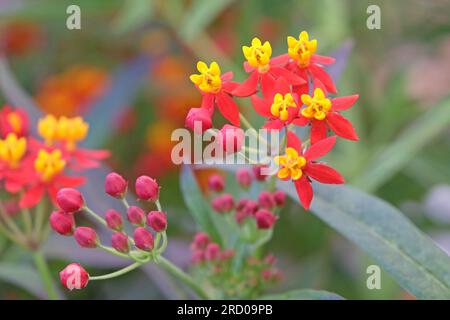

180,0,236,41
279,181,450,299
112,0,153,34
353,97,450,192
259,289,344,300
0,263,46,298
180,165,223,245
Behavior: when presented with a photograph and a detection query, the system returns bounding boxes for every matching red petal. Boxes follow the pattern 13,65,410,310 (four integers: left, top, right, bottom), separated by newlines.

20,185,45,208
304,163,344,184
311,54,335,65
260,72,277,100
54,175,86,188
311,120,328,144
251,94,272,117
232,71,259,97
221,71,233,81
293,83,309,97
270,53,290,66
215,92,240,126
222,81,239,93
270,67,306,86
326,112,359,141
262,119,284,130
313,78,327,94
286,130,302,153
292,116,310,127
304,136,336,161
273,77,291,95
309,64,337,94
331,94,359,111
294,177,313,210
201,93,215,113
243,61,254,73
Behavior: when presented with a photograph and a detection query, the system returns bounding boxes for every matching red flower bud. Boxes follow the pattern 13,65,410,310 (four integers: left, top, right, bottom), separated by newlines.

208,174,225,192
185,107,212,134
133,227,154,251
111,232,130,253
273,190,286,206
105,209,123,231
60,263,89,290
105,172,128,198
211,193,235,213
258,191,275,209
191,232,210,250
73,227,98,248
191,250,205,264
252,165,268,181
135,175,159,201
255,209,277,229
146,210,167,232
56,188,84,213
243,199,259,216
127,206,145,226
50,211,75,236
218,124,244,153
236,168,252,188
205,243,221,260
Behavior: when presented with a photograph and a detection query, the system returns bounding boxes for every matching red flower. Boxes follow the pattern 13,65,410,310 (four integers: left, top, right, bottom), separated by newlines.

294,88,359,144
190,61,240,126
0,105,29,138
232,37,305,98
275,131,344,209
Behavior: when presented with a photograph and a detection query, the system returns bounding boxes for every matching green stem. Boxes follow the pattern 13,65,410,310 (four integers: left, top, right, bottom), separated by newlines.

158,256,210,300
155,199,162,211
121,198,130,209
34,199,47,242
98,244,130,259
158,231,168,254
32,251,58,300
90,262,142,281
82,206,107,227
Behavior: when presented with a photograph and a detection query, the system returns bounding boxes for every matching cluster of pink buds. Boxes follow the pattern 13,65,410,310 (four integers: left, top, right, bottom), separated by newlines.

190,232,235,264
208,168,286,231
53,172,167,290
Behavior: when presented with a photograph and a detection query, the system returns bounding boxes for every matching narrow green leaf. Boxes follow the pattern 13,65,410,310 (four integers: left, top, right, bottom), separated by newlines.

279,181,450,299
353,97,450,192
112,0,153,34
259,289,344,300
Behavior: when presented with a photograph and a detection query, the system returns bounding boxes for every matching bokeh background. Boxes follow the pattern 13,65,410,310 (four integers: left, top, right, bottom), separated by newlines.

0,0,450,299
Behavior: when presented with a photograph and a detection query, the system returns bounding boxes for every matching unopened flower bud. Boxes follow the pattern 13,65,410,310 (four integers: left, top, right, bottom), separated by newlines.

60,263,89,290
219,124,244,153
146,211,167,232
273,190,286,206
135,175,159,202
105,209,123,231
211,193,235,213
50,211,75,236
191,232,210,250
185,108,212,134
205,243,220,260
191,250,205,264
74,227,98,248
56,188,84,213
255,209,277,229
258,191,275,209
111,232,130,253
208,174,225,192
236,168,252,188
220,249,235,260
127,206,145,226
253,165,268,181
133,227,154,251
105,172,127,198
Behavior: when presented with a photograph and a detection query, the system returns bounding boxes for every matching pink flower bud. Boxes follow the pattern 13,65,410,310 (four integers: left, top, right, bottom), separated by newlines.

74,227,98,248
252,165,268,181
56,188,84,213
218,124,244,153
208,174,225,192
191,232,210,250
135,175,159,201
273,190,286,206
211,193,235,214
236,168,252,188
235,209,248,224
205,243,220,260
127,206,145,226
264,254,276,265
146,211,167,232
258,191,275,209
236,198,249,211
185,108,212,134
111,232,130,253
133,227,154,251
60,263,89,290
105,172,127,198
255,209,277,229
220,249,235,260
105,209,123,231
261,269,282,281
191,250,205,264
243,199,259,216
50,211,75,236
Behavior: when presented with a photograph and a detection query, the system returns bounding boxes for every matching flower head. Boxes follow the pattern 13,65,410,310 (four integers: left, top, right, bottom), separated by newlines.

301,88,332,120
287,31,317,67
34,149,66,182
242,37,272,72
270,93,297,121
274,147,306,180
0,106,29,138
0,133,26,168
190,61,222,94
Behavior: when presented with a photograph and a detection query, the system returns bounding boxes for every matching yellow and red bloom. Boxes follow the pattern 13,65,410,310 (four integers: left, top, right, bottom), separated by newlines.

294,88,359,144
275,131,344,209
250,77,300,129
233,37,305,98
189,61,240,127
284,31,337,95
20,148,85,208
0,105,29,138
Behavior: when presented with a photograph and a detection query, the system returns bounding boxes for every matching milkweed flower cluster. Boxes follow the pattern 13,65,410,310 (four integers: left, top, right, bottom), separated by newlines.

186,31,359,209
52,172,168,290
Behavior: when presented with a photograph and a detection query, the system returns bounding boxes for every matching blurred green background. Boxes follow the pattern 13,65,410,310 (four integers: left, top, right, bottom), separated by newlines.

0,0,449,299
